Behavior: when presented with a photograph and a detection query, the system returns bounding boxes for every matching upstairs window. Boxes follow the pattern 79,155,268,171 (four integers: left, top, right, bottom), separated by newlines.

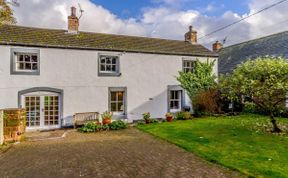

183,60,195,73
11,48,40,75
98,55,120,76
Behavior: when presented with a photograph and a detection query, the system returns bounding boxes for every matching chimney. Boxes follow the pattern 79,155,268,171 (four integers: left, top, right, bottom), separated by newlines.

213,41,223,52
68,6,79,33
185,26,197,44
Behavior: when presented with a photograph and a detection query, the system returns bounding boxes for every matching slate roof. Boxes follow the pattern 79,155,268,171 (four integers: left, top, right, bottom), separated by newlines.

0,25,217,57
219,31,288,74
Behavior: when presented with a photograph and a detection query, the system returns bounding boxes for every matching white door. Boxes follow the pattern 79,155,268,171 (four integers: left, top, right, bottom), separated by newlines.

169,90,182,113
24,94,60,129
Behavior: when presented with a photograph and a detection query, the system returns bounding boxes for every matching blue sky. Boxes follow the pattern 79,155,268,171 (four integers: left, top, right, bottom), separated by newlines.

91,0,249,19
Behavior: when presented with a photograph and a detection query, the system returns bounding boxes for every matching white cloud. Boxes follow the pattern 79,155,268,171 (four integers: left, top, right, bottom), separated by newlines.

10,0,288,49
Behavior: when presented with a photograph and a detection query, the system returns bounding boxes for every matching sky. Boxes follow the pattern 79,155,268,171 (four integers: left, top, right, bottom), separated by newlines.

10,0,288,49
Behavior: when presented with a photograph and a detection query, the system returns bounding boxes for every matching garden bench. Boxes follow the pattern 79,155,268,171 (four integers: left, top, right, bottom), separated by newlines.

73,112,100,128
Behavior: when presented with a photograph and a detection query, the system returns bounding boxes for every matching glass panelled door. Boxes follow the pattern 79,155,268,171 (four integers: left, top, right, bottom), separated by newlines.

44,96,59,126
24,94,60,128
25,96,41,127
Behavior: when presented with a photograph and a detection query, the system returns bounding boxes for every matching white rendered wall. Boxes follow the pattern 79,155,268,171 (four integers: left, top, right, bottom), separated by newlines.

0,45,218,125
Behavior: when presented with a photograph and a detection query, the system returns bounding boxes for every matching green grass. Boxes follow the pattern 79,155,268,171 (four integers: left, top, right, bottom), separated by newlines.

137,114,288,178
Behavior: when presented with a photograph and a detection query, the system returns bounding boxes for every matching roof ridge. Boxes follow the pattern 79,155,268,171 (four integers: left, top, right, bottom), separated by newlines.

223,30,288,49
0,24,216,57
4,24,201,44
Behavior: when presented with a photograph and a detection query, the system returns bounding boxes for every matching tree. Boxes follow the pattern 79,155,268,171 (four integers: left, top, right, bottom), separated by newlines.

0,0,16,25
177,59,217,111
221,57,288,132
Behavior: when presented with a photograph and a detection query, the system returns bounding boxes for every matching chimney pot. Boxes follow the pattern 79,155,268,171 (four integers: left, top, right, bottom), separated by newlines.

71,6,76,17
213,41,223,52
185,26,197,44
68,6,79,33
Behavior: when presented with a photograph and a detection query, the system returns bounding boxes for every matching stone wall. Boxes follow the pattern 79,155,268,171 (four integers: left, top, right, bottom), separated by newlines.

0,110,3,145
3,109,26,142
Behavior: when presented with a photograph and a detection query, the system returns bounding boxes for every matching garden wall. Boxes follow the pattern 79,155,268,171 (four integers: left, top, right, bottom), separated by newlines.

3,109,26,142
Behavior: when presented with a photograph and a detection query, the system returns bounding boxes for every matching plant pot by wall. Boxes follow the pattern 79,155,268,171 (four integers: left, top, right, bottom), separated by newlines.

166,116,173,122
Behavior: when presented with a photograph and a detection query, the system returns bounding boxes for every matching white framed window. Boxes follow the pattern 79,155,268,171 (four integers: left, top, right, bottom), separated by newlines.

183,60,195,73
98,55,120,76
169,90,182,112
109,87,127,115
11,48,40,75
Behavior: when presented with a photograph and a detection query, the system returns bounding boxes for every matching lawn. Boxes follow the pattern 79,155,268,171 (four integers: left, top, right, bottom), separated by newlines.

137,114,288,178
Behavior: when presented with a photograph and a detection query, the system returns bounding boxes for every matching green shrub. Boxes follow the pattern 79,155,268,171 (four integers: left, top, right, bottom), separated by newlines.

78,122,101,133
137,121,145,126
183,111,192,120
175,111,185,120
102,124,110,131
150,119,160,123
109,120,128,130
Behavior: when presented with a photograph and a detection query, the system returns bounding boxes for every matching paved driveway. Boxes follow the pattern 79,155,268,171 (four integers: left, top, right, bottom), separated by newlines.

0,128,241,178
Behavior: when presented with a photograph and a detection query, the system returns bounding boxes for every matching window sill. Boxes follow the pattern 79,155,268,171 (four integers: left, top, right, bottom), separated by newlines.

98,72,121,77
10,71,40,75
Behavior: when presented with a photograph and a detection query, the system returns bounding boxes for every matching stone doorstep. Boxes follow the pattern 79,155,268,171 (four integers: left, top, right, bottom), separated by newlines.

25,129,69,142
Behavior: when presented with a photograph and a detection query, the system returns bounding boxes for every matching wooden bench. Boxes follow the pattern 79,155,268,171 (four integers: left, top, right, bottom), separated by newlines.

73,112,100,128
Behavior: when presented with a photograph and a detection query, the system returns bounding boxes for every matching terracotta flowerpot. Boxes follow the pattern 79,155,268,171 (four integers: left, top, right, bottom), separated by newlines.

166,116,173,122
102,118,111,125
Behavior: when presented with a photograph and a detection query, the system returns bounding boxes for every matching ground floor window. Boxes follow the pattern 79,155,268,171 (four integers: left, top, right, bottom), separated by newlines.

169,90,182,112
109,87,126,115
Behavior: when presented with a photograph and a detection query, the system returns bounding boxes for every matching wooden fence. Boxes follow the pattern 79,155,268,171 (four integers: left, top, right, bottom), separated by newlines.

3,109,26,142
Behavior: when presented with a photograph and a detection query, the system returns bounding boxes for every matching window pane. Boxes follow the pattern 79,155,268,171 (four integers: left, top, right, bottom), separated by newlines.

170,101,174,108
111,65,116,72
18,63,24,70
32,63,38,70
106,65,111,71
106,58,112,64
24,55,30,62
100,58,106,64
112,58,117,64
111,92,117,101
100,64,105,71
18,55,24,62
117,92,124,101
111,103,117,112
118,102,124,112
170,91,174,99
31,55,38,62
175,91,179,99
25,63,32,70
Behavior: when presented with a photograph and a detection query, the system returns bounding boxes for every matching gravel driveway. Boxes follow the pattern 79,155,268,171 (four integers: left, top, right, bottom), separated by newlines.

0,128,241,178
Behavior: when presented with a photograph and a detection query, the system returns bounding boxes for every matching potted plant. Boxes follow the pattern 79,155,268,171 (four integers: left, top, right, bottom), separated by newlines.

165,112,174,122
142,112,151,124
102,111,113,125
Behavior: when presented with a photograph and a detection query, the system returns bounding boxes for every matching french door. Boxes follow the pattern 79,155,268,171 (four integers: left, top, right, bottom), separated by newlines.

24,95,60,128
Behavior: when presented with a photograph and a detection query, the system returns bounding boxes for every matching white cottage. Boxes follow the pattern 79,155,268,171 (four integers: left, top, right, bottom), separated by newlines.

0,7,218,130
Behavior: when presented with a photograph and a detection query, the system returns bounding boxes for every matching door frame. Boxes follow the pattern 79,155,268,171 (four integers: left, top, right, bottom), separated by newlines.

18,87,63,130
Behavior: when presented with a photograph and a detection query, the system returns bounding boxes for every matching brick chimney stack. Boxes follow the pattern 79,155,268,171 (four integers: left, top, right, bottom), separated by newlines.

213,41,223,52
68,6,79,33
185,26,197,44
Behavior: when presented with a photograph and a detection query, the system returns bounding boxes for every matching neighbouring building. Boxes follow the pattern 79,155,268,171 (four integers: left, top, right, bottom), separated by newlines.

0,7,218,130
218,31,288,75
